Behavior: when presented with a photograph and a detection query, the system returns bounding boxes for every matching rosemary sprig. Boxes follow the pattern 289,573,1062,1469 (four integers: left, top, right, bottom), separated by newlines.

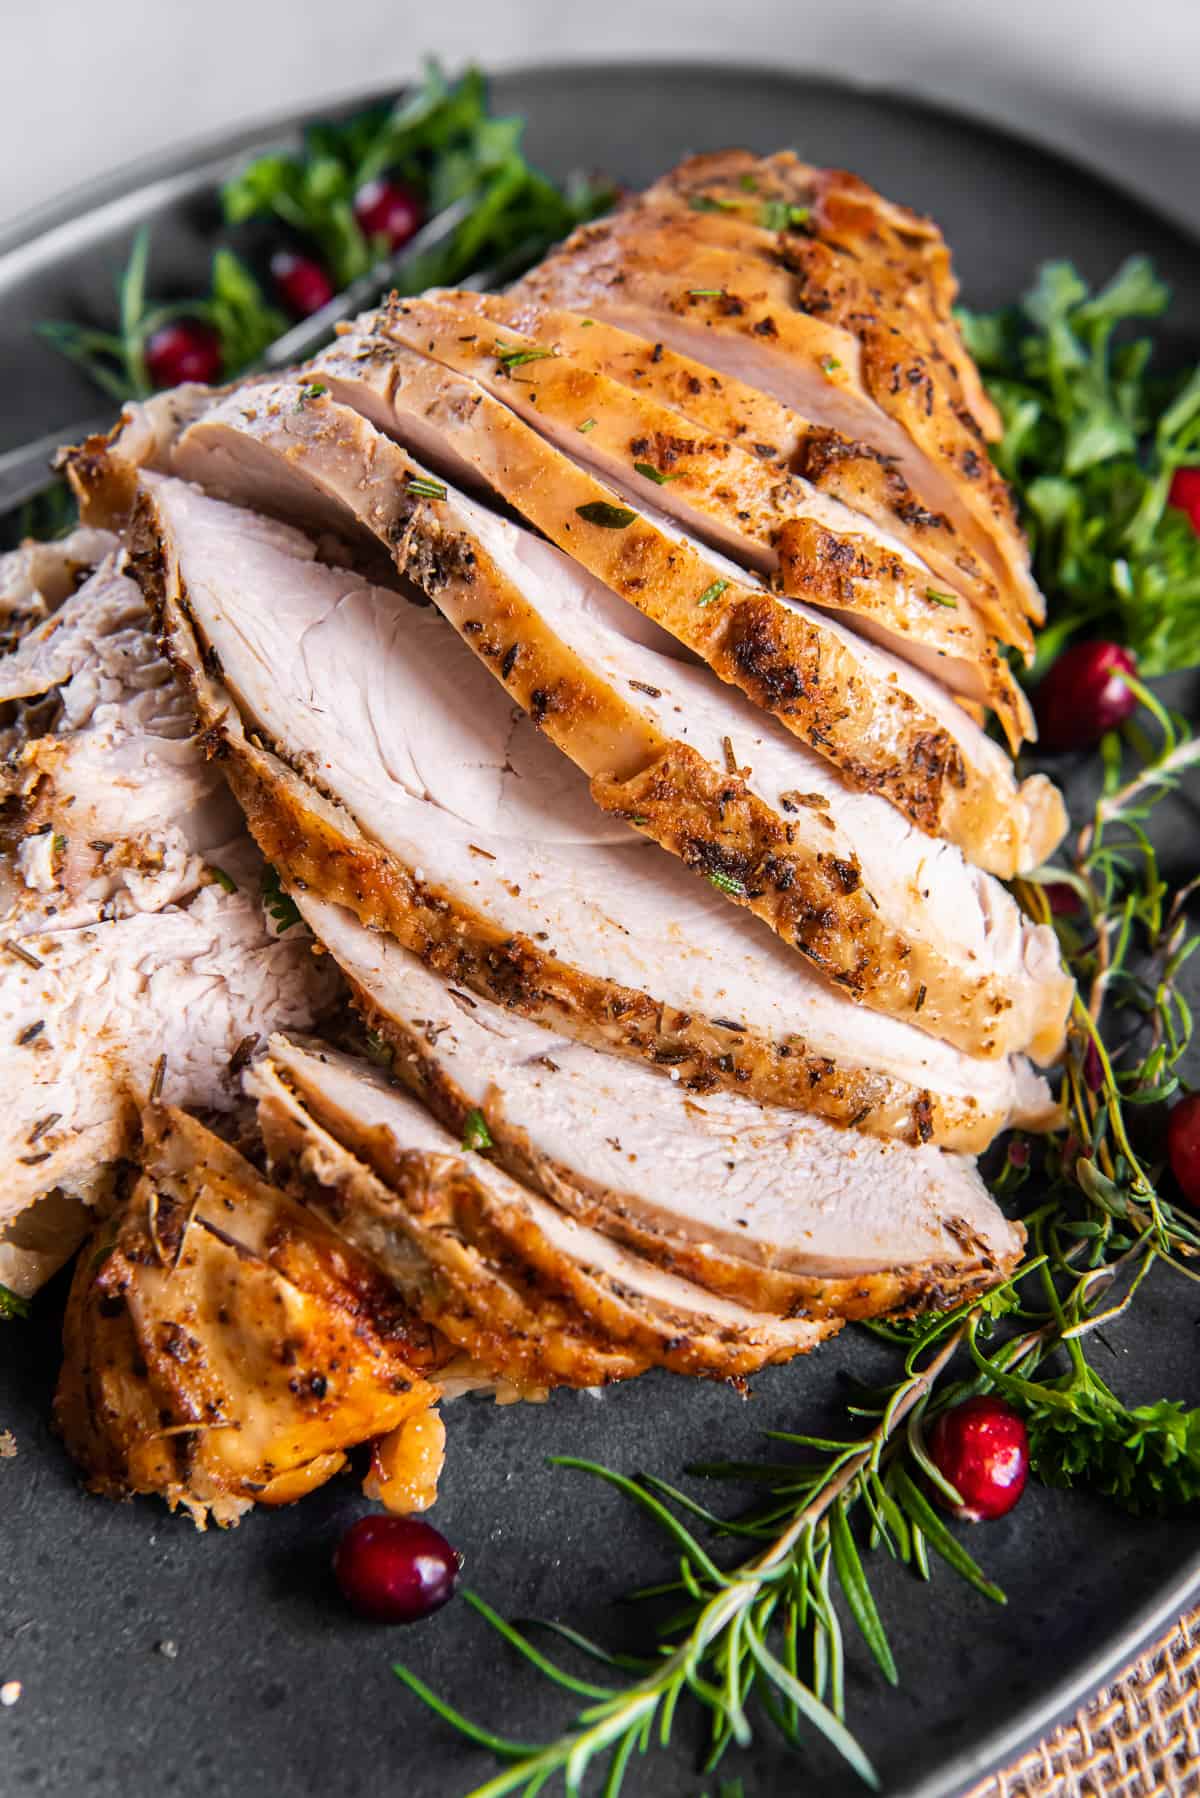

398,676,1200,1790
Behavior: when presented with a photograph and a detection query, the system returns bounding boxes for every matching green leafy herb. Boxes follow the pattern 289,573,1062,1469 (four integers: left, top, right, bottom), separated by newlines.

688,288,726,299
696,579,729,608
575,502,637,530
925,588,959,608
363,1029,394,1069
0,1284,30,1322
576,417,597,434
38,229,285,404
406,476,447,500
295,381,328,406
395,420,1200,1793
961,257,1200,674
461,1107,493,1153
632,460,674,485
759,199,811,231
707,870,747,897
206,865,238,893
494,342,557,370
38,63,613,410
820,354,841,374
688,193,742,214
260,864,303,934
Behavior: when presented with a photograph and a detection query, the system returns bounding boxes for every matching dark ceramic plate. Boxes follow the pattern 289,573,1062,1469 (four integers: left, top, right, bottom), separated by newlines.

1,64,1198,1798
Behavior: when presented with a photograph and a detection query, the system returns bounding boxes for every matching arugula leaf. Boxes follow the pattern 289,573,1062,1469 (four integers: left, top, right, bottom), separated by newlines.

961,258,1200,674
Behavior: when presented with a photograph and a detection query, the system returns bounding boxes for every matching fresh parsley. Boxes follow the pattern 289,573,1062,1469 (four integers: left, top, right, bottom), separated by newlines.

37,63,613,410
961,258,1200,674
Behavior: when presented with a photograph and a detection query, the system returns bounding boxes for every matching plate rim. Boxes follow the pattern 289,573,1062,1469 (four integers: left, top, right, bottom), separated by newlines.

2,56,1198,267
4,58,1199,1798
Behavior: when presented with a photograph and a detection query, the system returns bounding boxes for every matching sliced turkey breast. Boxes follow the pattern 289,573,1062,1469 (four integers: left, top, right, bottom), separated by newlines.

0,883,338,1239
0,526,117,652
252,1039,835,1380
177,360,1064,879
298,896,1027,1319
637,151,1002,443
55,1103,451,1527
166,377,1069,1060
404,286,1008,627
363,295,1030,736
256,1052,649,1390
1,552,242,932
136,474,1057,1149
515,209,1041,649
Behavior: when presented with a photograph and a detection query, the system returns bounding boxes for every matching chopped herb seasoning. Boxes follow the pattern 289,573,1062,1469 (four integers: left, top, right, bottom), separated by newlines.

206,865,237,893
577,418,597,433
696,579,729,608
575,502,637,529
461,1107,493,1153
633,461,674,485
820,354,841,374
228,1035,259,1075
17,1021,44,1046
295,381,328,407
688,288,726,299
364,1029,394,1068
0,1284,29,1322
261,864,303,933
150,1053,167,1102
688,193,741,213
914,984,927,1012
494,342,557,370
707,870,747,897
407,476,448,501
3,939,43,970
925,588,959,608
758,200,812,232
27,1112,61,1145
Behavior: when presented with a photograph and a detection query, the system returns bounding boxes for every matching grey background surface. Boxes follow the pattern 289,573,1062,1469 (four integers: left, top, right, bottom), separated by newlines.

1,0,1199,236
0,63,1198,1798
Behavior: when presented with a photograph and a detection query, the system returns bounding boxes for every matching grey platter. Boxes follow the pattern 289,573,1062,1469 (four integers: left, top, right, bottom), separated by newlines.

1,62,1198,1798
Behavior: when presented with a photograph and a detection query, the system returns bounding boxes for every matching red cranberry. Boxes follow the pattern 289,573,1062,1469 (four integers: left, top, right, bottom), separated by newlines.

1168,467,1200,533
1006,1136,1030,1169
1034,641,1137,752
925,1395,1028,1522
353,176,423,250
333,1514,459,1623
145,319,222,388
271,249,335,317
1167,1092,1200,1207
1043,881,1082,917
